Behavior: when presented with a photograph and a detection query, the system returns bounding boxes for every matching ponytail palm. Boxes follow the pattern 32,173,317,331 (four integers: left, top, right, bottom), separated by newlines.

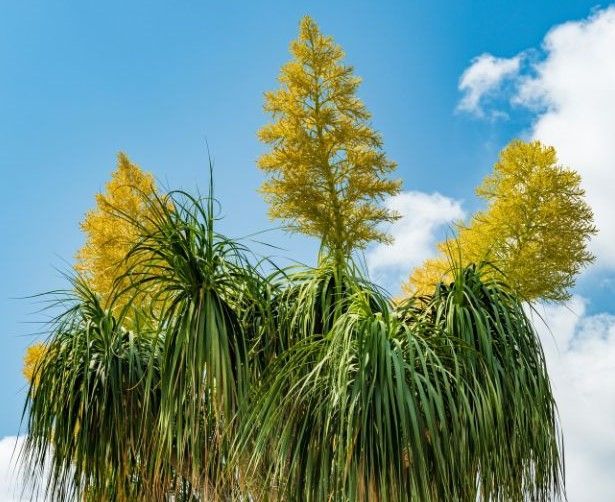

22,196,565,501
119,190,269,497
233,263,563,500
21,278,161,501
22,190,272,500
398,264,563,500
233,268,445,499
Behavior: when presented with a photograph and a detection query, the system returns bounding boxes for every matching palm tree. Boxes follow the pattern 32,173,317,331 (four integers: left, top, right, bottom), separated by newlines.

22,277,162,500
232,261,562,500
21,181,564,501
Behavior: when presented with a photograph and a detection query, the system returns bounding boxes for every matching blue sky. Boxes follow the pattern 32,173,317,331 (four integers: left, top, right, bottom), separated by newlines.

2,1,615,499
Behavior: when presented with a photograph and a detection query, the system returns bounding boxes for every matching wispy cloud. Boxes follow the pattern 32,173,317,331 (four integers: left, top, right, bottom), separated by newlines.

0,436,52,501
457,53,522,117
0,436,39,502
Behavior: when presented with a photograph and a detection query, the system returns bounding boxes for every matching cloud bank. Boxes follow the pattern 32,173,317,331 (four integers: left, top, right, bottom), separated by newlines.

460,6,615,269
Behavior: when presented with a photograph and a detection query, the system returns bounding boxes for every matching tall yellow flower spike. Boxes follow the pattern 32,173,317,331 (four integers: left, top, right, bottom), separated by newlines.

258,16,401,261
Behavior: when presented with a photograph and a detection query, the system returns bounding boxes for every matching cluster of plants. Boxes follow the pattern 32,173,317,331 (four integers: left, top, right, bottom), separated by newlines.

20,17,595,501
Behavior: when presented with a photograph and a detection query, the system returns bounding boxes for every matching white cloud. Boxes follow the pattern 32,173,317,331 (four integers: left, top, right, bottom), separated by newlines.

532,298,615,502
366,191,464,288
457,53,522,116
459,6,615,268
519,6,615,268
0,436,50,501
0,436,35,502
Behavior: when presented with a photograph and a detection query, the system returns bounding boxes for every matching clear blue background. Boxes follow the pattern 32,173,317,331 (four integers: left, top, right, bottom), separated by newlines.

0,0,604,436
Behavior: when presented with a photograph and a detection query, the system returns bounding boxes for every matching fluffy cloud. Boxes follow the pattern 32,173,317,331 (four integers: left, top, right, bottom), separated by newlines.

366,191,464,289
460,6,615,268
532,298,615,502
518,7,615,268
457,53,522,116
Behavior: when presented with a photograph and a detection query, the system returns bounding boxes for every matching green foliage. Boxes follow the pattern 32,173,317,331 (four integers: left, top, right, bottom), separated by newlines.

399,265,563,500
233,263,563,500
22,184,566,500
125,191,266,496
21,278,162,501
23,187,272,500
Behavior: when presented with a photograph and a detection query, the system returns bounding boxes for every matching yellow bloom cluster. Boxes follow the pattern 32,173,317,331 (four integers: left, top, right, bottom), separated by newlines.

22,154,158,381
258,16,401,257
23,343,46,383
75,152,158,307
404,140,596,301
